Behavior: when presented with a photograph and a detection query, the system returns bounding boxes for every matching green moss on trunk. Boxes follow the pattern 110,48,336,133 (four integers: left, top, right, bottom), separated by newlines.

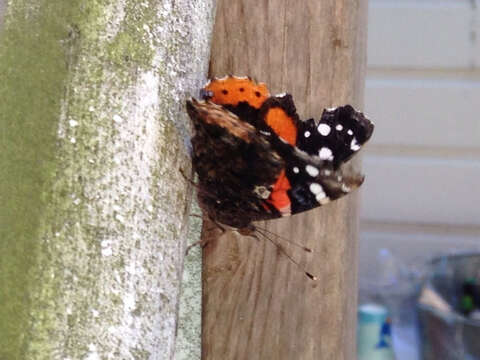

0,1,77,357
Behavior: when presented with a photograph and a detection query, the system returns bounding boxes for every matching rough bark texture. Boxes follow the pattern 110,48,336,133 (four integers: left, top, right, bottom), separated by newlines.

0,0,214,359
202,1,368,359
174,201,203,360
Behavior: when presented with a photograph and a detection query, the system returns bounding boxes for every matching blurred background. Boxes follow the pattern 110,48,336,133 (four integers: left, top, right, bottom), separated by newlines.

359,0,480,358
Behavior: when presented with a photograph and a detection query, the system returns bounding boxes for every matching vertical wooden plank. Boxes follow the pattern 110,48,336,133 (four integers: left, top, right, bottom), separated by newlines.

202,1,368,359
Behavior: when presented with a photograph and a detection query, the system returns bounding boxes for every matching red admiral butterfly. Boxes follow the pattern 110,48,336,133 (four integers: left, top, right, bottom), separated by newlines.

186,76,374,236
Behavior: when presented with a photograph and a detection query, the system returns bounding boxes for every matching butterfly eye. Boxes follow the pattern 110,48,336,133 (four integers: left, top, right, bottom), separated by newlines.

199,89,214,99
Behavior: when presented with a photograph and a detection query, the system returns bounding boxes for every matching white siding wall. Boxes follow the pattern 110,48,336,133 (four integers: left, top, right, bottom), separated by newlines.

360,0,480,273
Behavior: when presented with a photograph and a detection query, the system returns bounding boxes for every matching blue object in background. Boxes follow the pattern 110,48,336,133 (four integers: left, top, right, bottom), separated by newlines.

376,317,392,348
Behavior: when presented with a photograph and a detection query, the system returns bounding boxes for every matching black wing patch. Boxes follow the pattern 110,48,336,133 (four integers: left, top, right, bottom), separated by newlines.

296,105,374,169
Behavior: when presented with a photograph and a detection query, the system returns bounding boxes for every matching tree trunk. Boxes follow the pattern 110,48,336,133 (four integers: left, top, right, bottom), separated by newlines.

0,1,214,359
202,1,368,359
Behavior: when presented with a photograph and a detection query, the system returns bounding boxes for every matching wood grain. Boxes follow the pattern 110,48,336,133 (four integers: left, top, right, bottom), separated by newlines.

202,1,368,359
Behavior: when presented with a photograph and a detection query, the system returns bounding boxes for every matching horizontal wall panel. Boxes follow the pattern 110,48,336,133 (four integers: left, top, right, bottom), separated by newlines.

358,227,480,280
365,78,480,149
360,154,480,226
368,1,474,68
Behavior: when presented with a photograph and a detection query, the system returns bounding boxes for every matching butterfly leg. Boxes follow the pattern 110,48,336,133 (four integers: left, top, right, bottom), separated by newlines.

185,238,210,254
185,218,227,255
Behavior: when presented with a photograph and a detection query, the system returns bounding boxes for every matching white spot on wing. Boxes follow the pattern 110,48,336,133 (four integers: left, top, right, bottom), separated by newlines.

347,129,353,135
317,123,331,136
309,182,328,203
293,167,300,174
309,182,323,195
304,130,311,138
275,92,287,97
319,147,333,160
336,124,343,131
350,137,361,151
341,184,351,193
260,130,271,136
305,165,319,177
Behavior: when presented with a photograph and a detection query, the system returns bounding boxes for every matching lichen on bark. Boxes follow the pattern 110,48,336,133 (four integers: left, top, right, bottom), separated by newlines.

0,0,214,359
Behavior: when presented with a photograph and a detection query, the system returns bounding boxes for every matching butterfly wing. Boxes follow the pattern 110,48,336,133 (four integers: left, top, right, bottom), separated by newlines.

255,96,374,217
187,99,284,228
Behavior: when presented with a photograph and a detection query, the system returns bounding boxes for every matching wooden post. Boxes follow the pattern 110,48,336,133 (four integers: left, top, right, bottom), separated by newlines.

202,1,368,359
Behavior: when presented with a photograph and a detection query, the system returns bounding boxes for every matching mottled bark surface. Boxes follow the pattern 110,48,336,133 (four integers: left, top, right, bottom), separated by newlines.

174,201,203,360
0,1,214,359
202,1,368,359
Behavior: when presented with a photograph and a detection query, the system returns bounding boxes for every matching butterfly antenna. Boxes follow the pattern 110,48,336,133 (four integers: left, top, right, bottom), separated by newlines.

254,226,313,253
254,229,317,281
